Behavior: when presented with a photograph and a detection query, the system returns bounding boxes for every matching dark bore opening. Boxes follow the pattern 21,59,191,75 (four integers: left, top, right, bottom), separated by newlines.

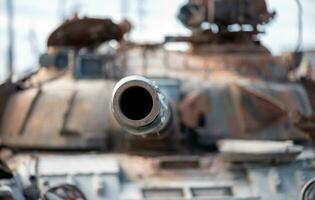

119,86,153,120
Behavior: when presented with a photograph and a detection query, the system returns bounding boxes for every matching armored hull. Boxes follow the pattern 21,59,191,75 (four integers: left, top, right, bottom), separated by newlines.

1,0,315,199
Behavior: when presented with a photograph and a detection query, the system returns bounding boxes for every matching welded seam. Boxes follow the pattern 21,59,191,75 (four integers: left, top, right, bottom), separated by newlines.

61,90,78,133
19,89,42,135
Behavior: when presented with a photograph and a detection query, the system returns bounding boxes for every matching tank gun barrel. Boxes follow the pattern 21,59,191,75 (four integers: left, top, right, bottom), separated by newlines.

111,75,171,136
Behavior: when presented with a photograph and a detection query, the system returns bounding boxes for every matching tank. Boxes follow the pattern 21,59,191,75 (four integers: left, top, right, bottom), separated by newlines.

1,0,315,200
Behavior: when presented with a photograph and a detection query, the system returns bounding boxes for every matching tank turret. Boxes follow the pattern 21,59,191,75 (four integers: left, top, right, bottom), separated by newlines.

1,1,315,200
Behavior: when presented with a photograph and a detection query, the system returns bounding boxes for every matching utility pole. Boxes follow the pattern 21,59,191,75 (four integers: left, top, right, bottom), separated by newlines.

6,0,14,82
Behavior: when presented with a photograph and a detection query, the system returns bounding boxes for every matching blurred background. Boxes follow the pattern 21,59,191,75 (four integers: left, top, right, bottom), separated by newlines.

0,0,315,82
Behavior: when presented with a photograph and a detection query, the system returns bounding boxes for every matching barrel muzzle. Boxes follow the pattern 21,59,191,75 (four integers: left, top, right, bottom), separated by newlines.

111,75,171,136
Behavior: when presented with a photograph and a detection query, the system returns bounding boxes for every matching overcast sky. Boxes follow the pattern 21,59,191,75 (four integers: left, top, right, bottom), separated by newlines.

0,0,315,81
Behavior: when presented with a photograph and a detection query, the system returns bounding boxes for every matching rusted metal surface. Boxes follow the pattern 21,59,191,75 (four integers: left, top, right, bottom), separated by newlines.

288,51,315,141
179,0,274,28
0,78,117,150
47,17,127,48
122,47,312,142
175,0,276,56
1,49,313,149
0,81,15,130
178,79,311,142
126,49,290,81
0,1,315,199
